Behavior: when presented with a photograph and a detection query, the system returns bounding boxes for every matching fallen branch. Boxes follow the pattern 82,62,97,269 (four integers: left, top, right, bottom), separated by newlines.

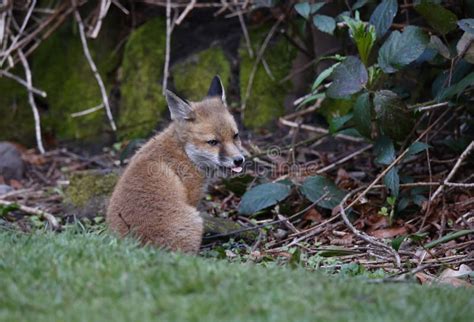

0,199,59,230
338,187,402,268
431,141,474,201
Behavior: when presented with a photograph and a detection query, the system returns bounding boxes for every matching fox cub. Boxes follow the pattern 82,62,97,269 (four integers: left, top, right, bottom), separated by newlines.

107,76,244,253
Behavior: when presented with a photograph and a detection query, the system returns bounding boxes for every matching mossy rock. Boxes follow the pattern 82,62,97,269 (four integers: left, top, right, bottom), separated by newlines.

31,18,120,141
0,70,36,144
240,26,296,129
119,18,168,139
65,170,119,218
172,47,231,101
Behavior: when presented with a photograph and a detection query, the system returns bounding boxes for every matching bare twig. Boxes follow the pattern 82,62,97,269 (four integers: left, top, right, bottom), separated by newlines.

235,0,253,58
0,69,47,97
316,145,373,174
0,0,36,66
74,7,117,131
346,107,452,209
88,0,112,38
338,187,402,268
279,118,364,143
175,0,196,25
241,17,283,112
71,103,105,118
431,141,474,200
162,0,172,94
18,49,45,154
0,199,59,230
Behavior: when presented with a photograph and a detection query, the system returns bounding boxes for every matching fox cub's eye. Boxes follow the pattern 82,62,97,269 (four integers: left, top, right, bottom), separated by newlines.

207,140,219,146
233,133,239,139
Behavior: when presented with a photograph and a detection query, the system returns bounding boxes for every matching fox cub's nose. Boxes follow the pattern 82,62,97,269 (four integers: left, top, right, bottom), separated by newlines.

233,157,244,167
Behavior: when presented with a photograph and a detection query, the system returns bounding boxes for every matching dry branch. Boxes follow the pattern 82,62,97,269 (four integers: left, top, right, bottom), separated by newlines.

18,49,45,154
74,6,117,131
162,0,172,94
431,141,474,200
0,199,59,230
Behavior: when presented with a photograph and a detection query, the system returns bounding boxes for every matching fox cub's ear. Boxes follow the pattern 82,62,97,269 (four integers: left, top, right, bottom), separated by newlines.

207,75,227,105
165,90,195,121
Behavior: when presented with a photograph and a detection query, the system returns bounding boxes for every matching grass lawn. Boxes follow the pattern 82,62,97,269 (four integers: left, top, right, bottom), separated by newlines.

0,230,472,322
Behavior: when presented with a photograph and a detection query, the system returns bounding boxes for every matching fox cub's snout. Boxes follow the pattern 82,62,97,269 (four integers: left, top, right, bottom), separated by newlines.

107,76,243,253
166,77,245,173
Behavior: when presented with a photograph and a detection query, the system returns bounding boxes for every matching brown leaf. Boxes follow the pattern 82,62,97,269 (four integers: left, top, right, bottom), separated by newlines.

436,277,472,288
303,208,323,223
330,235,354,246
370,226,407,238
9,179,23,189
415,272,434,285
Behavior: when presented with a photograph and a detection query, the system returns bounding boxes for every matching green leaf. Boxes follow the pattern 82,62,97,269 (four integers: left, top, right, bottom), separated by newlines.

238,183,291,215
327,56,368,99
374,90,415,141
407,142,430,157
295,2,325,19
374,136,395,165
437,72,474,101
300,176,346,209
391,235,406,251
343,17,376,66
429,35,451,59
0,204,20,217
353,92,372,138
456,32,474,64
294,2,310,19
384,167,400,198
318,247,359,257
415,2,458,35
352,0,369,10
424,229,474,249
312,63,340,91
329,113,353,134
369,0,398,38
378,26,429,73
458,19,474,34
313,15,336,35
408,232,428,243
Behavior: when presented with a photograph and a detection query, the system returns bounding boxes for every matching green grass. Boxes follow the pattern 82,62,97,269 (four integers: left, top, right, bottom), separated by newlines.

0,230,472,322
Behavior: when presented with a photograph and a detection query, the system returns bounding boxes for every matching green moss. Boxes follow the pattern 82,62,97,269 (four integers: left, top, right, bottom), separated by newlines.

173,47,231,101
31,20,118,141
119,18,168,139
65,171,119,208
0,69,36,144
240,26,296,129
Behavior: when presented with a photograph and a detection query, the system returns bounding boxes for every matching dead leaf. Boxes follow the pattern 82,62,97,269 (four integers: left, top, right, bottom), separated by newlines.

436,277,472,288
415,272,434,285
22,150,47,166
434,265,473,287
304,208,323,223
439,264,472,279
9,179,23,189
370,226,407,238
330,235,353,246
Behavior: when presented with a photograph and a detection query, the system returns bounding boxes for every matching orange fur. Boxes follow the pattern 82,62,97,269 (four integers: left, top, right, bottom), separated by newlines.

107,78,243,253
